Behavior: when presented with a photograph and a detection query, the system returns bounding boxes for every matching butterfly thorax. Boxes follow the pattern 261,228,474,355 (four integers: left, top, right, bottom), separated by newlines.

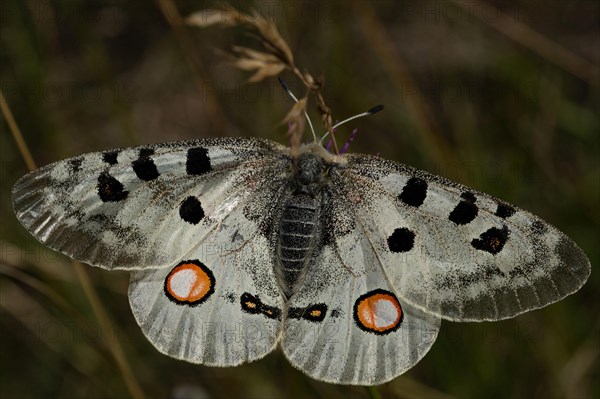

276,152,326,298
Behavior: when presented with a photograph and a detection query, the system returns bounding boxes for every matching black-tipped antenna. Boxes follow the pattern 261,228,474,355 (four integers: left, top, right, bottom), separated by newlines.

367,104,384,114
278,77,317,141
278,77,290,93
320,104,385,143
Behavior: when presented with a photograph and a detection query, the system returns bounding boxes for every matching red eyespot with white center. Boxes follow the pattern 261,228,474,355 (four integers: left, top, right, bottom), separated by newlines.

353,289,403,335
164,260,215,306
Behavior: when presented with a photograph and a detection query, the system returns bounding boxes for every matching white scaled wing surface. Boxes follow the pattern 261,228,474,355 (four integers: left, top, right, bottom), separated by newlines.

12,138,288,270
335,153,590,321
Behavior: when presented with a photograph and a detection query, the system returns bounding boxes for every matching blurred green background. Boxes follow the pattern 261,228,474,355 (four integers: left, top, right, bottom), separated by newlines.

1,1,598,398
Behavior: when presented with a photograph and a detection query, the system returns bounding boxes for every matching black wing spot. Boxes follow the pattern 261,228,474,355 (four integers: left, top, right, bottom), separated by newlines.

69,158,83,172
103,151,119,165
471,225,510,254
139,148,154,157
97,171,128,202
132,149,160,181
449,201,478,225
186,147,211,175
240,292,281,320
495,203,516,219
387,227,415,253
460,192,476,202
399,177,427,207
288,304,328,323
179,196,204,225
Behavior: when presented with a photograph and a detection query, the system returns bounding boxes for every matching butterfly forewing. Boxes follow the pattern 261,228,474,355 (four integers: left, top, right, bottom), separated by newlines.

337,153,591,321
12,138,289,270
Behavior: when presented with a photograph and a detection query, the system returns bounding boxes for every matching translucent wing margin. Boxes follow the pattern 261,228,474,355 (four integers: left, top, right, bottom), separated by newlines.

332,153,590,321
12,137,290,270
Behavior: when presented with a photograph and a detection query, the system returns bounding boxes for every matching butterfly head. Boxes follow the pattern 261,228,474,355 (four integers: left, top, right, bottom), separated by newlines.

296,152,324,185
290,144,341,195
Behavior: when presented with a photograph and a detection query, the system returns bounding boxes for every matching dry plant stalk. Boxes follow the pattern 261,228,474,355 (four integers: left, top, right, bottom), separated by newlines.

282,97,307,158
186,4,339,154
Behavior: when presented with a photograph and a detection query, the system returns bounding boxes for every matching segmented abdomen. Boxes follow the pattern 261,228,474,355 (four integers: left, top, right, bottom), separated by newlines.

276,194,319,297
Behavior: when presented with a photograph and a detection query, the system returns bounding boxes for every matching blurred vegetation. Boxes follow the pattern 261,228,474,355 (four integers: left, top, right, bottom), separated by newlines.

1,1,598,398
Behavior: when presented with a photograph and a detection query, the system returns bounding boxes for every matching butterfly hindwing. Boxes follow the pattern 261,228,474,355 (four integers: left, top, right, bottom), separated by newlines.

336,153,591,321
281,191,440,385
12,137,289,270
128,188,286,366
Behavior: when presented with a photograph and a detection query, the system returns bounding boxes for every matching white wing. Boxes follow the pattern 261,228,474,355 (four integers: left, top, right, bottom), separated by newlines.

332,153,591,321
281,191,440,385
129,183,286,365
12,137,289,270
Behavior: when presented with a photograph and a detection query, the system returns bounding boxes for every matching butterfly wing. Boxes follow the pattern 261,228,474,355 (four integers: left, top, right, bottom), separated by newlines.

12,137,289,270
13,136,293,365
281,190,440,385
333,153,591,321
128,181,287,365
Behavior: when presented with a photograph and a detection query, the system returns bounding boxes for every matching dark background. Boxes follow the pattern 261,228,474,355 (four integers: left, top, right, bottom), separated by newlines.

1,1,598,398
